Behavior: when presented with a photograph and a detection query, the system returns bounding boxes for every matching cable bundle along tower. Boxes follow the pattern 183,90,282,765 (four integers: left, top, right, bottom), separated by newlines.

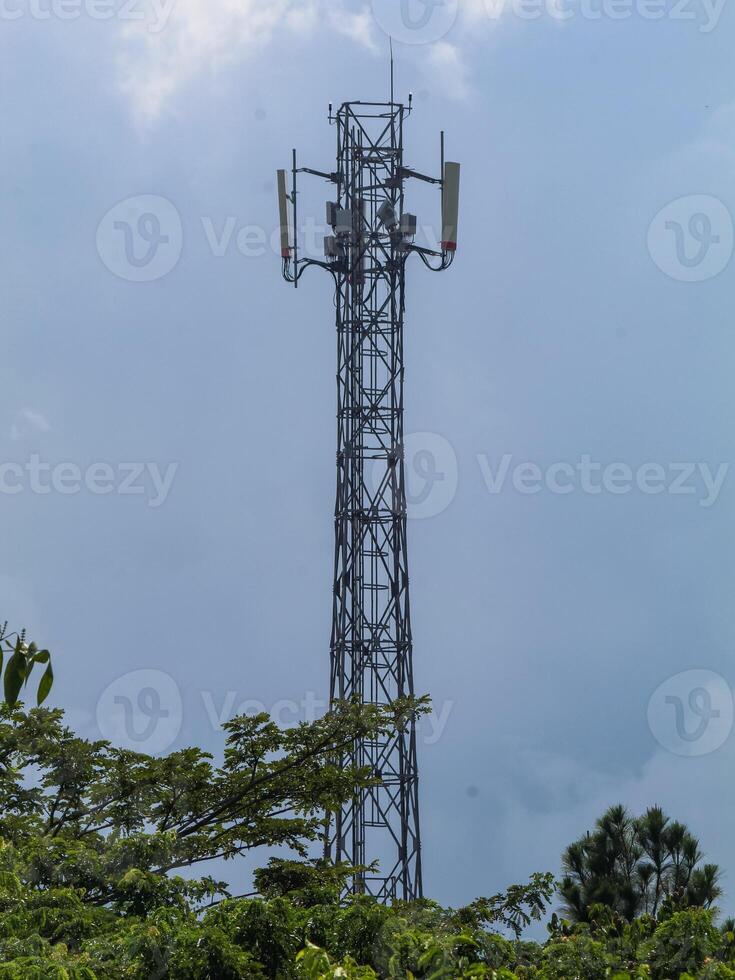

278,94,459,902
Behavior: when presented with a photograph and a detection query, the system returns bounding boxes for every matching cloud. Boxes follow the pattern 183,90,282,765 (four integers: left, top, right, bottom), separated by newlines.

9,409,51,442
117,0,377,125
426,41,471,101
327,5,377,47
496,735,735,919
113,0,495,124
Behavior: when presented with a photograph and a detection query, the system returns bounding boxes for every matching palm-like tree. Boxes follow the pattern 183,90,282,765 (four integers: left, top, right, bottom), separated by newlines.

687,863,722,909
560,805,721,922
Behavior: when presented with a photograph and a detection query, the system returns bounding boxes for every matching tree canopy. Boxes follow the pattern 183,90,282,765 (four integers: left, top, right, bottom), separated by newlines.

0,620,731,977
561,804,722,923
0,699,732,977
0,698,420,914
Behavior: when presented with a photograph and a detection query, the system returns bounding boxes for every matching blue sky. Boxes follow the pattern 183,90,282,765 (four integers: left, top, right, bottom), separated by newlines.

2,0,735,922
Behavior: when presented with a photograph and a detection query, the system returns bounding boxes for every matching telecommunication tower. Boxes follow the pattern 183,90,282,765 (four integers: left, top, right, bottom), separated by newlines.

277,93,460,902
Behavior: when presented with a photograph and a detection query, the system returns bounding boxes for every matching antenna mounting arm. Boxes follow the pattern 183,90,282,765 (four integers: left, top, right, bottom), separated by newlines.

298,167,338,183
398,166,442,186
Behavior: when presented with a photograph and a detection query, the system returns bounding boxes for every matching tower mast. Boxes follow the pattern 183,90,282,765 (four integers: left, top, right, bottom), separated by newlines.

278,96,459,902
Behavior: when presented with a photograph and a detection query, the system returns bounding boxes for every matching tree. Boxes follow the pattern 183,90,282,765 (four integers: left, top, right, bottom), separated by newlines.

0,699,563,978
640,907,724,980
0,699,416,914
0,697,732,977
0,622,54,708
0,706,732,979
454,873,556,939
560,804,722,922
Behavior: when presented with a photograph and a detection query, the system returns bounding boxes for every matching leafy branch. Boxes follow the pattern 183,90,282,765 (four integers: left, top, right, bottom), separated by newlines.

0,621,54,707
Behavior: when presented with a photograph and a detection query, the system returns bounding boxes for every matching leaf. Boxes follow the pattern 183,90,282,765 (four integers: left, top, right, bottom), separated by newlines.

0,872,22,898
37,662,54,706
4,641,27,706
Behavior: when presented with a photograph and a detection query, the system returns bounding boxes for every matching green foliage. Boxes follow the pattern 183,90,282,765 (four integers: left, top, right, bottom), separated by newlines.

456,873,556,939
694,966,735,980
254,857,359,908
81,905,267,979
639,908,723,979
296,942,378,979
0,623,53,708
534,930,611,979
0,699,413,915
0,697,732,980
561,804,722,923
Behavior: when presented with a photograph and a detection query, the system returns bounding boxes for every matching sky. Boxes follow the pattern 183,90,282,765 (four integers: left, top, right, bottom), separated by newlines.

2,0,735,925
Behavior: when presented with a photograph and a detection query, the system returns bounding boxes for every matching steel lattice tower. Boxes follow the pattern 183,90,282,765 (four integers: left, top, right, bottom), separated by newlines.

278,96,459,902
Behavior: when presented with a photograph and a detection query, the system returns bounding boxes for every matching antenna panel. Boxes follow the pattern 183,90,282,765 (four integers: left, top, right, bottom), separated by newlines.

441,162,460,251
277,169,291,257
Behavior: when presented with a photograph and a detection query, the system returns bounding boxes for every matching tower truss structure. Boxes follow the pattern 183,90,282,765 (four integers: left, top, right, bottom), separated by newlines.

279,97,459,902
